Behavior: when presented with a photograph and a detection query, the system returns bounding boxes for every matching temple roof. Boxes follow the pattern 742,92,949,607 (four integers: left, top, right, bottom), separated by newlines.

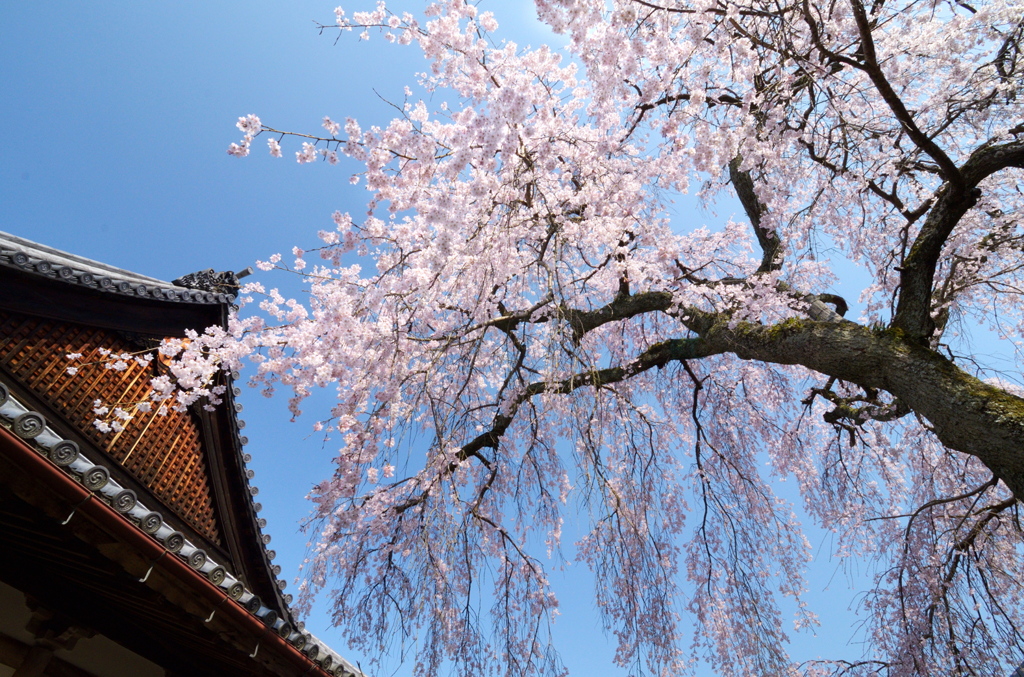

0,231,356,677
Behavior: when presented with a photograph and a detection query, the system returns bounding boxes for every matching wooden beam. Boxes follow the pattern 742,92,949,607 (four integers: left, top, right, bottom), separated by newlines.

0,632,98,677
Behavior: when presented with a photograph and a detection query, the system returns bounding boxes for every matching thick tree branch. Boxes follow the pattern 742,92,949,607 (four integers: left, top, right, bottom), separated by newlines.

560,291,674,342
801,0,965,186
893,136,1024,341
690,317,1024,496
553,276,845,344
728,158,848,321
458,310,1024,500
729,158,783,273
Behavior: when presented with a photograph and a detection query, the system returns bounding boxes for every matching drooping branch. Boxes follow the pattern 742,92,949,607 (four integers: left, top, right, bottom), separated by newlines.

528,337,717,395
462,335,716,456
392,335,718,516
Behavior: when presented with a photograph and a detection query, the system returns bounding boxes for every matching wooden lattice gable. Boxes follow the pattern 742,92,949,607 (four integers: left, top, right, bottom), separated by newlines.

0,231,296,625
0,310,224,547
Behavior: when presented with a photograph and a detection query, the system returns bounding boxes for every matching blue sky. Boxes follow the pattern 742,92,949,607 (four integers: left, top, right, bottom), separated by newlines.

1,2,871,675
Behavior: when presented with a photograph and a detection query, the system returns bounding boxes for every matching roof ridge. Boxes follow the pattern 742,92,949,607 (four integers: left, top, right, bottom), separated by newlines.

0,230,233,305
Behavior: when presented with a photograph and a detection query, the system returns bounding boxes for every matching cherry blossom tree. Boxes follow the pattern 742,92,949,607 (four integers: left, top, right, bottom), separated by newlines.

150,0,1024,674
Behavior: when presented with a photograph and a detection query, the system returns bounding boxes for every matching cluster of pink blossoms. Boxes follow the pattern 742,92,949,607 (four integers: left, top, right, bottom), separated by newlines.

227,114,262,157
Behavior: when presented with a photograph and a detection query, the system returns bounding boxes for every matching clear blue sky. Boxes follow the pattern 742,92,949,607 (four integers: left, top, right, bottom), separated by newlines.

1,2,866,675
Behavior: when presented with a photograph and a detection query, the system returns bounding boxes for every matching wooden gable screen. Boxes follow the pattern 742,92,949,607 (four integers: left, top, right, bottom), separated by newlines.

0,309,223,545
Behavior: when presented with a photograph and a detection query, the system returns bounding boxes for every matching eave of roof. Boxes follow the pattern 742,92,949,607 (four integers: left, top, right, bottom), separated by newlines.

0,422,324,676
0,230,230,305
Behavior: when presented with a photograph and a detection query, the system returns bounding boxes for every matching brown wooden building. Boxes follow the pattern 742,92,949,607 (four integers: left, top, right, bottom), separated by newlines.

0,231,356,677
